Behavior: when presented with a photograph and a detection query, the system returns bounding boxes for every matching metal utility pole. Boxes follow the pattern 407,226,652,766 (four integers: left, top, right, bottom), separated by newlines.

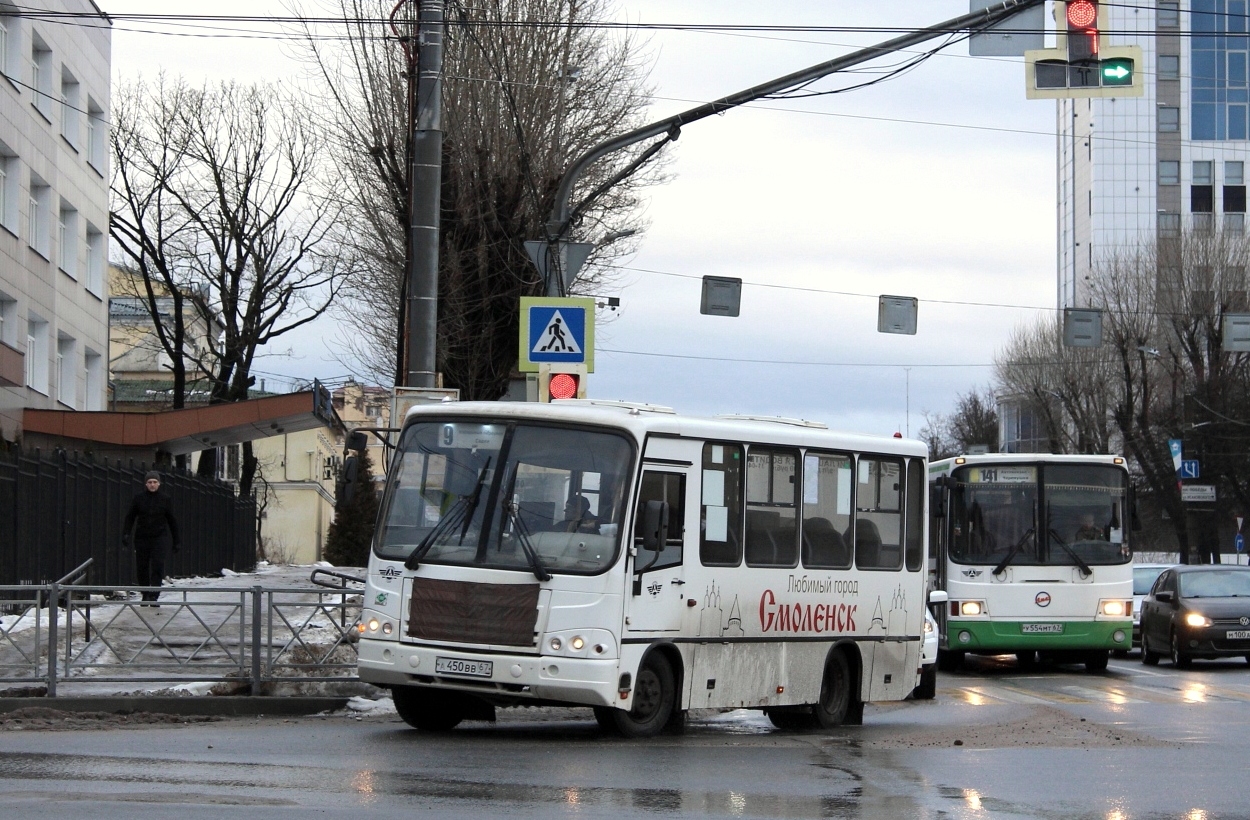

403,0,445,388
539,0,1047,297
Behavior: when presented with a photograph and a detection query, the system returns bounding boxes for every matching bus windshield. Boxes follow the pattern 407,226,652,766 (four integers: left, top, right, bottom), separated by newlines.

948,463,1129,567
374,420,634,574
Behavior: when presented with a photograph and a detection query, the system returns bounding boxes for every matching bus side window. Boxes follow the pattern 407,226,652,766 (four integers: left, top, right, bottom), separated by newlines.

745,447,799,568
801,451,852,570
905,459,924,572
635,471,684,571
854,456,903,571
700,442,743,566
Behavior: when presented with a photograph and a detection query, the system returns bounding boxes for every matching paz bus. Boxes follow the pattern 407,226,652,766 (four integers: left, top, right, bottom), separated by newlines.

928,453,1134,672
353,400,933,737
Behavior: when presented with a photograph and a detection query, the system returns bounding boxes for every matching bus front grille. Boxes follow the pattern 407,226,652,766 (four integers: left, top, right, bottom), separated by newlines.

407,577,541,647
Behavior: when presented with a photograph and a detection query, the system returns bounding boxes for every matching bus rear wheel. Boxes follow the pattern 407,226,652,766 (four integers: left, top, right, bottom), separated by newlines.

609,653,675,738
1084,650,1110,672
391,685,464,732
813,650,852,729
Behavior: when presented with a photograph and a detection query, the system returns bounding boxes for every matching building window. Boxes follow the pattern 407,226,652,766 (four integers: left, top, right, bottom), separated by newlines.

29,31,51,120
1159,54,1181,80
1229,161,1246,185
1159,160,1180,185
1194,161,1213,185
1158,2,1180,28
1159,212,1182,235
1191,2,1250,140
59,68,78,149
85,223,104,295
84,348,103,410
0,145,16,234
25,314,47,394
86,98,105,173
1159,106,1180,132
27,176,49,257
1226,213,1246,232
0,4,20,85
56,333,75,407
0,292,14,346
1194,212,1216,231
1226,186,1248,212
57,201,76,278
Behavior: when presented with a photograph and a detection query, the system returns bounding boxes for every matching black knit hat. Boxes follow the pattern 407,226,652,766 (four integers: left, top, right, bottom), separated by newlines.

145,471,161,482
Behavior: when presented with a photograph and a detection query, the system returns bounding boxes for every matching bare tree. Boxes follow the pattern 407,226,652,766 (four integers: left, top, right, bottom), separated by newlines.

295,0,657,396
110,77,353,495
917,386,999,459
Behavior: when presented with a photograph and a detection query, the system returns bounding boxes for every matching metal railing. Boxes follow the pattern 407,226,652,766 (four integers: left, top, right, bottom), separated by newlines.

0,571,364,696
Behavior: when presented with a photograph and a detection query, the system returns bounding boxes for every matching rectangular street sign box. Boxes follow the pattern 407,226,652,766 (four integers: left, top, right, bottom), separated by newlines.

1181,485,1217,503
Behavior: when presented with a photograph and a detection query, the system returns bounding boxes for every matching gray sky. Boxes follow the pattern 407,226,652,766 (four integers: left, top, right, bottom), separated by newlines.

104,1,1060,437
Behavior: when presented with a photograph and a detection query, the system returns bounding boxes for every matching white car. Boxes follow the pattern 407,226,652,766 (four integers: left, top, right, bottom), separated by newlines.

912,608,938,700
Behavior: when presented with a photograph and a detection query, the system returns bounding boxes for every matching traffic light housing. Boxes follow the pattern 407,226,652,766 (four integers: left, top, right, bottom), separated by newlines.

537,363,587,402
1025,1,1141,99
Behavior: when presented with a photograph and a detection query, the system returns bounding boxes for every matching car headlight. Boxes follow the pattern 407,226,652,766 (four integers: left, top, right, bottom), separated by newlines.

923,618,935,635
1185,612,1211,628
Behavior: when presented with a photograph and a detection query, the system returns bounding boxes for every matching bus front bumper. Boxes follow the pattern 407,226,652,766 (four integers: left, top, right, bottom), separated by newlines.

357,638,622,708
945,619,1131,652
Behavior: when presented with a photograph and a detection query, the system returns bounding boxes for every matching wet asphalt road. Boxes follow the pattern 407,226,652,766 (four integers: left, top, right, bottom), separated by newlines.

1,653,1249,819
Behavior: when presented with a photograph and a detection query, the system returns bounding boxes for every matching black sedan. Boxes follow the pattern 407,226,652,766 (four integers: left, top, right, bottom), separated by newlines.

1140,565,1250,667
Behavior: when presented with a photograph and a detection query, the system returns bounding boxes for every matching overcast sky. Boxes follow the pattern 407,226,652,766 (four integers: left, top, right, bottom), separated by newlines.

103,1,1060,438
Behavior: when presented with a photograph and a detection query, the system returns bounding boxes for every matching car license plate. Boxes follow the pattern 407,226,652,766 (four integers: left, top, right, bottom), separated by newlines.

435,656,493,678
1021,623,1064,634
1226,630,1250,640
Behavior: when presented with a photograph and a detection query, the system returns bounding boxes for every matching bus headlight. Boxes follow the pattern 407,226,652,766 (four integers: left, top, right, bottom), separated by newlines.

960,601,984,616
357,609,398,641
543,629,616,658
1185,612,1211,628
1100,600,1127,617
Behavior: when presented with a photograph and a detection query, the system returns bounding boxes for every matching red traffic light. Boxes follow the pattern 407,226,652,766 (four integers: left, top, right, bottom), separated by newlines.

1066,0,1097,29
548,372,580,400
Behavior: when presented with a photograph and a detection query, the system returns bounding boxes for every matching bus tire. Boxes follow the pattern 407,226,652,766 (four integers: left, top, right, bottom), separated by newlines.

391,685,464,732
813,649,852,729
611,652,675,738
1084,650,1109,672
1141,634,1160,666
1016,650,1037,669
937,649,964,672
592,706,617,733
912,664,937,700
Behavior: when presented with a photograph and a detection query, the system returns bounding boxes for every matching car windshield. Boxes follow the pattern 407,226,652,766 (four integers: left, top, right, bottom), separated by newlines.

1179,570,1250,599
1133,566,1167,595
374,419,634,575
948,463,1130,567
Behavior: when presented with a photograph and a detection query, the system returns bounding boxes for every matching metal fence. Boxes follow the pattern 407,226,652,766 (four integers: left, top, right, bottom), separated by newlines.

0,447,257,586
0,568,363,696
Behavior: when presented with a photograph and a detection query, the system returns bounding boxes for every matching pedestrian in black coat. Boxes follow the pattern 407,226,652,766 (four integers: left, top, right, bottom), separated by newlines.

122,471,181,604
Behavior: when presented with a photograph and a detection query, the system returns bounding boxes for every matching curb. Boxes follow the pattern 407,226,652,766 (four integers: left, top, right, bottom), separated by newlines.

0,696,352,717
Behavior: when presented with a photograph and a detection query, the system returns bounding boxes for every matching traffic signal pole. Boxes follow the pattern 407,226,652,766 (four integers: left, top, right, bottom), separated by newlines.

541,0,1047,297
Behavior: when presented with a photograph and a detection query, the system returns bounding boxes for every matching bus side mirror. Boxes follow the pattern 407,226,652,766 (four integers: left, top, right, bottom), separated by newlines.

641,500,669,553
930,486,945,518
1129,487,1142,531
928,590,949,605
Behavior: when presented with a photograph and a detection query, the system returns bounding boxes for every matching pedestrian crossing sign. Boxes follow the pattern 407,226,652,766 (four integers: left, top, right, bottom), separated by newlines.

519,297,595,372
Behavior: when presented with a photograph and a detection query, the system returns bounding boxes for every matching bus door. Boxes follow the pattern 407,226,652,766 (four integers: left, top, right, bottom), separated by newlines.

626,441,697,633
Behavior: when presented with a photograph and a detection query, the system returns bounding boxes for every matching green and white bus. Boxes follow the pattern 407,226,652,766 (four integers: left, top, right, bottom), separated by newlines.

928,454,1134,672
354,400,933,736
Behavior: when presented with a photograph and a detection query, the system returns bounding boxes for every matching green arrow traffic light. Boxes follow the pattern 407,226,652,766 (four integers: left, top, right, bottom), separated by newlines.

1101,58,1134,86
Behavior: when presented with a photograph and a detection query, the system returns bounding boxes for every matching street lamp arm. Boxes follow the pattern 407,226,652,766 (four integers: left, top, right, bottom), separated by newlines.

544,0,1046,261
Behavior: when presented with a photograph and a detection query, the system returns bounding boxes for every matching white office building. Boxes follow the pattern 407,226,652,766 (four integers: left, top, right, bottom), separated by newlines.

1059,0,1248,308
0,2,111,443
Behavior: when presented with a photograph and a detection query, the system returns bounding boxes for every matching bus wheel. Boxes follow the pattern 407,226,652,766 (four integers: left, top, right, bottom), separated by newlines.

611,653,675,738
592,707,617,733
813,650,852,729
1016,650,1037,669
391,686,464,732
1084,650,1110,673
937,650,964,672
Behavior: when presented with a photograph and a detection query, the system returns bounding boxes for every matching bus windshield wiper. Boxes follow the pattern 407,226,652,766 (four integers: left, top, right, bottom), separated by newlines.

405,459,491,570
993,528,1034,577
1049,530,1092,578
500,467,551,582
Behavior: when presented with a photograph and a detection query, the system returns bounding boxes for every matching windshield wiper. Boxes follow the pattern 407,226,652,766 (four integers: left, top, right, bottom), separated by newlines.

1048,529,1093,579
500,467,551,582
993,528,1034,577
405,459,492,570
